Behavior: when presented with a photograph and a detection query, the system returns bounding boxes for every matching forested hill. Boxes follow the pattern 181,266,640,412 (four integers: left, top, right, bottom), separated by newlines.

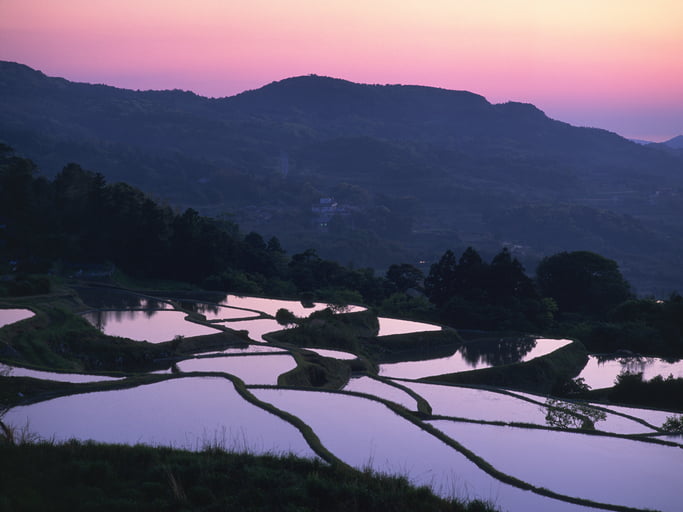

1,61,683,295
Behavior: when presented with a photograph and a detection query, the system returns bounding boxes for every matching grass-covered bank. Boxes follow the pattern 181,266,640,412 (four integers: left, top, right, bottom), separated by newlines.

0,293,251,373
0,442,497,512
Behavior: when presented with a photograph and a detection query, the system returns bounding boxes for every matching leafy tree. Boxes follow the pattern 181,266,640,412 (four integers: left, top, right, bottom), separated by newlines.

386,263,424,293
536,251,632,316
424,249,457,307
488,248,536,303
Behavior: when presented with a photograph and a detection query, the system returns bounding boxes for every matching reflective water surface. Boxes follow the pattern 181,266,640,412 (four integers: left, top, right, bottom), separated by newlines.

429,420,681,512
377,317,441,337
74,287,174,310
304,348,358,360
194,345,289,356
601,404,679,429
182,302,261,321
0,363,122,383
176,354,297,385
5,377,315,456
82,310,222,343
220,295,364,318
218,318,287,342
403,381,551,424
578,355,683,389
380,338,572,379
0,308,35,328
343,376,418,410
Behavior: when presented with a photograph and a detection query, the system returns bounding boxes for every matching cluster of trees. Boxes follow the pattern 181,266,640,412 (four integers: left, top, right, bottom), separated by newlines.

421,246,683,358
424,247,548,331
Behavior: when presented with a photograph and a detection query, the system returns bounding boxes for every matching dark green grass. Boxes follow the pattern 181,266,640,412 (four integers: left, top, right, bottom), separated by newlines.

0,441,497,512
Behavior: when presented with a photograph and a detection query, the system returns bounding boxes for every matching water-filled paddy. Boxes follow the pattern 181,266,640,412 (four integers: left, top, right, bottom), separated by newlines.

380,338,572,379
304,348,358,360
578,355,683,389
601,404,678,428
176,354,297,385
5,377,315,456
429,420,682,512
0,363,121,383
194,344,289,356
0,308,35,328
343,376,418,410
82,310,222,343
220,295,364,318
74,287,174,310
183,303,261,321
501,391,656,434
402,381,552,424
219,318,286,342
377,317,441,337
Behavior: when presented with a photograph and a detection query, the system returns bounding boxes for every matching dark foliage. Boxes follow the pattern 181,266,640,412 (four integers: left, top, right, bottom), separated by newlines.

424,247,546,331
607,373,683,411
536,251,632,316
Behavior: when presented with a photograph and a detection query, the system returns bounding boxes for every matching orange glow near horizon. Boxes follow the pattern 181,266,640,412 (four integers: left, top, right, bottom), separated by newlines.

1,0,682,140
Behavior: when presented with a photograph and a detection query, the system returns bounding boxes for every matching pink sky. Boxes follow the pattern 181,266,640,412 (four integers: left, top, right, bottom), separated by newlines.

1,0,682,141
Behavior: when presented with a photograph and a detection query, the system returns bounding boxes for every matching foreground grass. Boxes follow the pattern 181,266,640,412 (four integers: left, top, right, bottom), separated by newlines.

0,442,497,512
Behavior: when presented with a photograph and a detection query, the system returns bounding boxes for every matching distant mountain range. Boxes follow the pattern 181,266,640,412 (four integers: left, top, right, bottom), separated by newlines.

1,61,682,295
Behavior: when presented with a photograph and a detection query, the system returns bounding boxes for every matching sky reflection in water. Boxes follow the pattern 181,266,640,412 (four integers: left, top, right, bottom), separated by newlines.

578,355,683,389
377,317,441,337
177,354,297,385
429,420,681,512
343,376,418,410
0,308,35,328
82,310,222,343
380,339,571,379
5,377,315,456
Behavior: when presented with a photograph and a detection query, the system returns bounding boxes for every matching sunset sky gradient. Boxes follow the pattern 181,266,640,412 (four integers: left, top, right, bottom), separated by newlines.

1,0,681,141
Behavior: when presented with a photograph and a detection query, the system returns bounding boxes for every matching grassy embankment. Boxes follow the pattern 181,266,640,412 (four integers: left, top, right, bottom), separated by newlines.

0,441,497,512
0,290,252,374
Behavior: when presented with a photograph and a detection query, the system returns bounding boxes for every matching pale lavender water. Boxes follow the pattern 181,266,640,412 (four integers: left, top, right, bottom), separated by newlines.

176,354,297,385
82,310,222,343
219,318,287,342
402,381,551,424
377,317,441,337
343,376,418,410
380,339,572,379
221,295,364,318
0,308,34,328
304,348,358,360
578,355,683,389
429,420,682,512
194,345,289,356
0,363,121,383
5,377,315,456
